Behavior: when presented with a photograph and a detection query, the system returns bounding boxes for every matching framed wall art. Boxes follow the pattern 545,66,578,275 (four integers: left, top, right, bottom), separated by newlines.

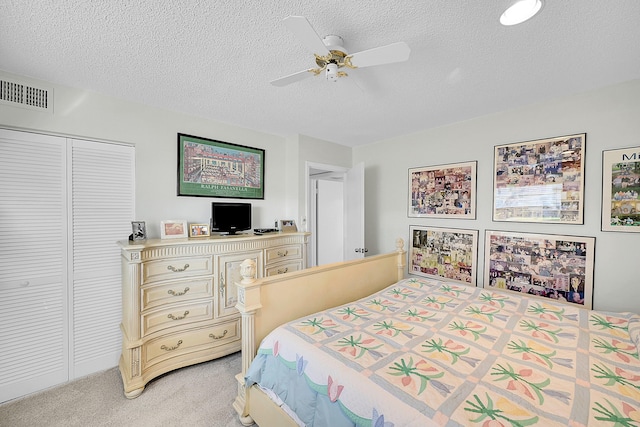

484,230,595,309
409,225,479,285
177,133,265,199
189,223,210,238
408,161,477,218
160,220,188,239
493,133,585,224
601,146,640,232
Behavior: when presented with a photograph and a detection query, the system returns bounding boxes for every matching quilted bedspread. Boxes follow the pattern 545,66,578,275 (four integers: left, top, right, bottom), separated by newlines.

245,277,640,426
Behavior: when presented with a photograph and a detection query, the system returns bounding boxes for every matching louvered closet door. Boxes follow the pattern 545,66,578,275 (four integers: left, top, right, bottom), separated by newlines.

70,139,134,377
0,129,68,403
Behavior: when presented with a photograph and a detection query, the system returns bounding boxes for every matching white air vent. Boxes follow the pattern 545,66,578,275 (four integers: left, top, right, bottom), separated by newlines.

0,78,53,113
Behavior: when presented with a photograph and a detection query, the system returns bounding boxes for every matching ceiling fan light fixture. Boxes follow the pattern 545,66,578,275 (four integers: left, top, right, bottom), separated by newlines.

271,15,410,87
326,63,339,82
500,0,543,26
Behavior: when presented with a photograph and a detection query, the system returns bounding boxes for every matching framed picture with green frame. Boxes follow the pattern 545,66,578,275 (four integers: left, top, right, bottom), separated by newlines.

177,133,265,199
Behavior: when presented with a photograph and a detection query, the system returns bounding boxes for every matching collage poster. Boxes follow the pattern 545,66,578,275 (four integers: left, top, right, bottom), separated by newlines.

484,230,594,309
410,226,478,285
493,134,584,224
409,161,476,219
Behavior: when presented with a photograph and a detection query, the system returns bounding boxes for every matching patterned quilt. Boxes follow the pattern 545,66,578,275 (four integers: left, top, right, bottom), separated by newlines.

245,277,640,426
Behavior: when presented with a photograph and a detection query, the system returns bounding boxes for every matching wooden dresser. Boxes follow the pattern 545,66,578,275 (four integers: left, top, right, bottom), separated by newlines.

117,232,309,398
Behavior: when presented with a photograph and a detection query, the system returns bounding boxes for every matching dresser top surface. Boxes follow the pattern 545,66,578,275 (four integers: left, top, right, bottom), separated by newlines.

118,232,310,250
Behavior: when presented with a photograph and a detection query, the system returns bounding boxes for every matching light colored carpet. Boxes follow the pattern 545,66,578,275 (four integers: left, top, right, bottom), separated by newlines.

0,352,249,427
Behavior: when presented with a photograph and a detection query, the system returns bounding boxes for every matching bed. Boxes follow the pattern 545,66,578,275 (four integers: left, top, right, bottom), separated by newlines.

233,239,640,426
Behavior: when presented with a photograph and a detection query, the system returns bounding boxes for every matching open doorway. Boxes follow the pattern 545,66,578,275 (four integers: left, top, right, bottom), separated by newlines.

305,162,365,267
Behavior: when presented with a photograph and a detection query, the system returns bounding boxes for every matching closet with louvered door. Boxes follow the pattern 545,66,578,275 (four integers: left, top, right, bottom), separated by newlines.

70,138,135,378
0,129,68,403
0,128,134,403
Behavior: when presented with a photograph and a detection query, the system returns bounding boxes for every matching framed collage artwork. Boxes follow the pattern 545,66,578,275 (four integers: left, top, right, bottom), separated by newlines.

409,225,479,286
408,161,477,219
601,146,640,232
484,230,595,309
493,133,585,224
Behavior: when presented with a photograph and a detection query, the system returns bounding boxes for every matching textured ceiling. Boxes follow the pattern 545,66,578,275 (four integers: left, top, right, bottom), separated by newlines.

1,1,639,147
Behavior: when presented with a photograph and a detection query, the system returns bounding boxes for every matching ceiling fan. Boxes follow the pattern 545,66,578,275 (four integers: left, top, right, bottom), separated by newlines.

271,15,411,87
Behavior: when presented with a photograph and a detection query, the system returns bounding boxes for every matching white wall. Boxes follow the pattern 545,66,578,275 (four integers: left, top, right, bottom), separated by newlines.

0,71,352,239
0,70,293,237
277,134,353,231
354,79,640,314
297,135,352,228
3,69,638,314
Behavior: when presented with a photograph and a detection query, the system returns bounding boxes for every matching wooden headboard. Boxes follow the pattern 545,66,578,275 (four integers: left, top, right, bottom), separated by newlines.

234,238,406,375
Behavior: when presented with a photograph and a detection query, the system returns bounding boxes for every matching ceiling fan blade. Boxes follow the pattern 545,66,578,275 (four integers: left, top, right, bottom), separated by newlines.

283,15,330,55
347,42,411,68
270,69,316,87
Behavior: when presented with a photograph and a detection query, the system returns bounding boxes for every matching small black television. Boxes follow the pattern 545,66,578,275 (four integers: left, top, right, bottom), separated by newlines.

211,202,252,235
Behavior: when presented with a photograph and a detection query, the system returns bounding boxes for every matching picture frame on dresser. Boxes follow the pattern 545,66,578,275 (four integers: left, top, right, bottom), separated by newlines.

493,133,585,224
408,161,477,219
160,220,188,239
601,145,640,232
484,230,595,309
279,219,297,232
177,133,265,199
131,221,146,241
189,223,210,238
409,225,479,285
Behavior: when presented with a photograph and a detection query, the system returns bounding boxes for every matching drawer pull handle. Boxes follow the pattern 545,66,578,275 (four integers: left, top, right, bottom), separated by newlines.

167,263,190,273
209,330,228,340
167,287,190,296
277,268,289,274
277,250,288,257
167,310,189,321
160,340,183,351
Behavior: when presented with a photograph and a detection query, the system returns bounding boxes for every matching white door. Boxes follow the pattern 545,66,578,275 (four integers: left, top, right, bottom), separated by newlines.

0,129,69,403
344,162,366,260
316,179,344,265
70,139,135,378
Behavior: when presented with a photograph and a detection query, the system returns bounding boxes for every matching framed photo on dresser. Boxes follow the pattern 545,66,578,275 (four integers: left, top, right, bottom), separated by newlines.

131,221,146,241
160,220,188,239
189,223,210,238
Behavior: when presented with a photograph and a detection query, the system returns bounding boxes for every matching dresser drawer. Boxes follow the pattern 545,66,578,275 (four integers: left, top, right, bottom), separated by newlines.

265,260,303,277
265,245,302,265
141,300,214,336
141,278,213,311
141,256,213,285
143,319,240,367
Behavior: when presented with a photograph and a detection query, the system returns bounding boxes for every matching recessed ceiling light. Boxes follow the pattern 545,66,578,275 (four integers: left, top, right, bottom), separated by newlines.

500,0,543,26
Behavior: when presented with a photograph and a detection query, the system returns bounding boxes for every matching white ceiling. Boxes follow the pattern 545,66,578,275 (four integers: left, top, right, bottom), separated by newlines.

1,1,639,147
